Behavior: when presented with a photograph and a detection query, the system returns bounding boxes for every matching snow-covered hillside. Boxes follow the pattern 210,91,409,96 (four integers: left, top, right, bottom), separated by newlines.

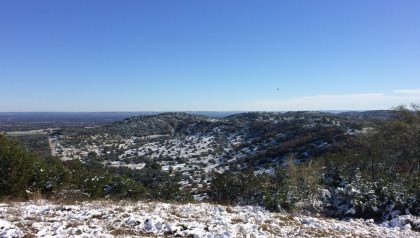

48,112,359,196
0,200,418,237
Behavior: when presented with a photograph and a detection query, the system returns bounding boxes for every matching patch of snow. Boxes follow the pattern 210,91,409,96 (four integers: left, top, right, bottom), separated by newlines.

0,201,418,237
0,219,23,238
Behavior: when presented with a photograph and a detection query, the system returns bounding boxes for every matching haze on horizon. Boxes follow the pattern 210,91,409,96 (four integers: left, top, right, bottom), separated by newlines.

1,1,419,112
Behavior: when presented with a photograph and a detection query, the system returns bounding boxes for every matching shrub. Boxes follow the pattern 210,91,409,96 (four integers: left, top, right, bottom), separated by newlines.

321,165,420,220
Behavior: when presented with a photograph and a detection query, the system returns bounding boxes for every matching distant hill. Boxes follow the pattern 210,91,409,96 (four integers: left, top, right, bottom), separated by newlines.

337,110,398,121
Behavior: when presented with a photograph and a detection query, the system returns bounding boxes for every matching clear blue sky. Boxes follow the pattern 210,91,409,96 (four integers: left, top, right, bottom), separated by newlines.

1,0,419,111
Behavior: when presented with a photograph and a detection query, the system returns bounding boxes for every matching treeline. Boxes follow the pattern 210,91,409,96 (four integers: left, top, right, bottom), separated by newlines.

209,105,420,221
0,134,191,202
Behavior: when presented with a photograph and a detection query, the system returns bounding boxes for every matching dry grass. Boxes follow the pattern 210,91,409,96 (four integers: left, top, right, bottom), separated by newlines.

22,234,37,238
169,206,189,219
65,221,83,228
225,206,235,213
110,228,138,236
230,216,245,224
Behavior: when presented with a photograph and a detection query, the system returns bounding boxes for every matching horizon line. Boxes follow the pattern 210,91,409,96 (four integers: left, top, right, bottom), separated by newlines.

0,109,391,113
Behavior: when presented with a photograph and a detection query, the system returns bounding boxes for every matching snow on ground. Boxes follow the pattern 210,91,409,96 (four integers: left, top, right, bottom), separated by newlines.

104,161,146,170
0,219,23,238
0,201,418,238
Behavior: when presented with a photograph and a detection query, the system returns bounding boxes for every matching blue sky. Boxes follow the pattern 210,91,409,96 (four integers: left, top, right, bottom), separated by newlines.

1,0,419,111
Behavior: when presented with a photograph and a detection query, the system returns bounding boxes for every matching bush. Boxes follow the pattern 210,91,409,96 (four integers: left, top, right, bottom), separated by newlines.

264,158,321,212
105,176,147,199
210,169,265,206
30,156,70,194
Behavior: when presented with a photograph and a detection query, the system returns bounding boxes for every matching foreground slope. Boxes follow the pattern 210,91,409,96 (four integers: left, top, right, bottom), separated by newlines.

0,200,418,238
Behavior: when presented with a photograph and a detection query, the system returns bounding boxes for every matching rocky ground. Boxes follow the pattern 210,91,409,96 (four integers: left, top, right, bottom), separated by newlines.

0,200,418,237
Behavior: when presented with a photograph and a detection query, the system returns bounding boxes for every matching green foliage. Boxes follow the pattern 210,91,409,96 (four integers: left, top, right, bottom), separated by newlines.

0,134,69,197
319,105,420,219
13,134,51,158
30,155,70,194
68,158,186,201
210,172,244,205
107,176,147,199
150,181,192,202
71,173,146,200
115,160,192,202
263,168,291,211
321,165,419,220
264,157,321,212
0,134,187,201
0,134,35,197
210,169,266,206
210,161,321,212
